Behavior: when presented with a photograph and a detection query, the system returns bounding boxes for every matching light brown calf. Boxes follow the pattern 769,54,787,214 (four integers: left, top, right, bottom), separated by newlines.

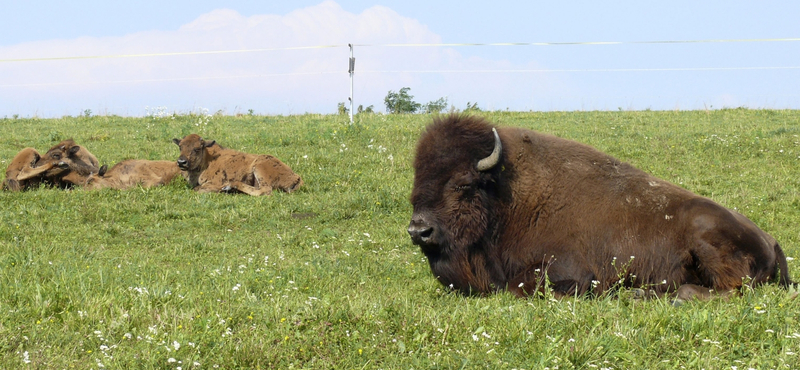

36,139,101,188
2,148,61,191
172,134,303,196
84,160,181,190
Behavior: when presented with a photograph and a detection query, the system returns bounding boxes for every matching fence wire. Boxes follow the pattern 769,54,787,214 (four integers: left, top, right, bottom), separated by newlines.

2,37,799,63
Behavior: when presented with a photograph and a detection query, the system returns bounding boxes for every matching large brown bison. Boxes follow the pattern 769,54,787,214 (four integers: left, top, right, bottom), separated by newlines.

172,134,303,196
408,115,792,300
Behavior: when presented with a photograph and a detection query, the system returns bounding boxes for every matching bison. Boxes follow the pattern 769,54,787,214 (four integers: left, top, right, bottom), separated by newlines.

83,160,182,190
2,148,60,191
407,114,792,301
36,139,101,188
172,134,303,196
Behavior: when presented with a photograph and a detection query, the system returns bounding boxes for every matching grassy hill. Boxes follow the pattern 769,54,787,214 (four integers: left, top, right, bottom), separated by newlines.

1,109,799,369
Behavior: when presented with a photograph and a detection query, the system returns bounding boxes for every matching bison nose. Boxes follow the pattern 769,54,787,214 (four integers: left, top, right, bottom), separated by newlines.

176,158,188,169
408,217,435,245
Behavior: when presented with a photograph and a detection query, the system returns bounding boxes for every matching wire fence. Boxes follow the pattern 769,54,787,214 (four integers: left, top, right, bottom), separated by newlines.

1,37,799,86
2,37,799,115
2,37,800,63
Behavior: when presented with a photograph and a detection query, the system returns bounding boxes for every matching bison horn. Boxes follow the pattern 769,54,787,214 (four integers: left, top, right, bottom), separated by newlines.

476,128,502,171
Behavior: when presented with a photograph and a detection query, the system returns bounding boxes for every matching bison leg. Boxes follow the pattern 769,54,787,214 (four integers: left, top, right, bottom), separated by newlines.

507,272,548,298
16,161,57,181
194,182,229,193
506,260,563,298
671,284,736,306
229,182,273,196
252,158,303,193
675,284,715,301
683,201,775,292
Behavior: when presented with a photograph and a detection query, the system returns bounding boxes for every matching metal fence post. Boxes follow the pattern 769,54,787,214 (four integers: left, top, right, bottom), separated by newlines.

348,44,355,124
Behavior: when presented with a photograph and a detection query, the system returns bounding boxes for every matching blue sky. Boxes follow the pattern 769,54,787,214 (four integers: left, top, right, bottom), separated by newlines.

1,1,799,117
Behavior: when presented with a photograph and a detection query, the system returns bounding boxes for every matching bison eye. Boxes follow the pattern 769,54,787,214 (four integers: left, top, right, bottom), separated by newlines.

52,153,61,159
454,184,471,192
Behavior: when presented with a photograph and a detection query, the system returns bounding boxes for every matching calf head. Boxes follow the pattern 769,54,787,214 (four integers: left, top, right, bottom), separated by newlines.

173,134,215,172
82,164,109,189
408,115,504,254
36,140,100,186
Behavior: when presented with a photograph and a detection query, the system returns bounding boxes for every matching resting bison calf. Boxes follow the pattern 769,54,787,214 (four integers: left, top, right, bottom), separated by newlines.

84,160,181,190
37,139,101,188
172,134,303,196
3,148,57,191
408,114,792,300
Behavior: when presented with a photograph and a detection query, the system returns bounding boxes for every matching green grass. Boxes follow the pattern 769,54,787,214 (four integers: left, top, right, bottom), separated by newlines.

1,109,800,369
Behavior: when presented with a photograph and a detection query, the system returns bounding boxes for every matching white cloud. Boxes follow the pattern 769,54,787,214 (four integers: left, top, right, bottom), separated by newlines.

0,1,562,117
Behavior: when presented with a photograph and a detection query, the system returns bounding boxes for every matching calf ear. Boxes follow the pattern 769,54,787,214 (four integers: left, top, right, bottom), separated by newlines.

204,140,216,148
68,146,81,156
172,138,181,146
98,164,108,176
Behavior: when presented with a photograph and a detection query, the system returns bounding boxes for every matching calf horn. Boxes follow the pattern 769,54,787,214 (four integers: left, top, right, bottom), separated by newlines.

476,128,502,171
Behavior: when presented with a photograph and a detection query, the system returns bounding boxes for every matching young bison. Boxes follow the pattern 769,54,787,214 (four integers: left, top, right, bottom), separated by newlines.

2,148,61,191
172,134,303,196
36,140,101,188
83,160,181,190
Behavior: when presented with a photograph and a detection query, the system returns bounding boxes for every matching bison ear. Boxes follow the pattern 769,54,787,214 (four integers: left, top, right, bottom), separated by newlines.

98,164,108,176
68,145,81,156
204,140,216,148
172,138,181,146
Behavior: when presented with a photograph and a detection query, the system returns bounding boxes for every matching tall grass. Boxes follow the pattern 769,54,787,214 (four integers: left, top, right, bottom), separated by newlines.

1,109,799,369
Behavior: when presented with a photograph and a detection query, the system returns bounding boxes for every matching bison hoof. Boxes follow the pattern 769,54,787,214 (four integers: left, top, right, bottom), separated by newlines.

671,299,685,307
630,288,646,299
221,185,233,192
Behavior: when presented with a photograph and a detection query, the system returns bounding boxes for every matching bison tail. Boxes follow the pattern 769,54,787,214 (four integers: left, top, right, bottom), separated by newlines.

774,243,794,288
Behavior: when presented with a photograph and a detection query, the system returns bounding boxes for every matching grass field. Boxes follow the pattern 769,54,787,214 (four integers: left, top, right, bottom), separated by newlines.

1,109,800,369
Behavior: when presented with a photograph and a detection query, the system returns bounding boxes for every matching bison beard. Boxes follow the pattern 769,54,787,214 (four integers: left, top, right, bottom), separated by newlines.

408,114,792,300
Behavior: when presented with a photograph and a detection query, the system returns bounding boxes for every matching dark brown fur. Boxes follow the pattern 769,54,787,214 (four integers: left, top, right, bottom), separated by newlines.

172,134,303,196
408,114,792,299
84,160,181,190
